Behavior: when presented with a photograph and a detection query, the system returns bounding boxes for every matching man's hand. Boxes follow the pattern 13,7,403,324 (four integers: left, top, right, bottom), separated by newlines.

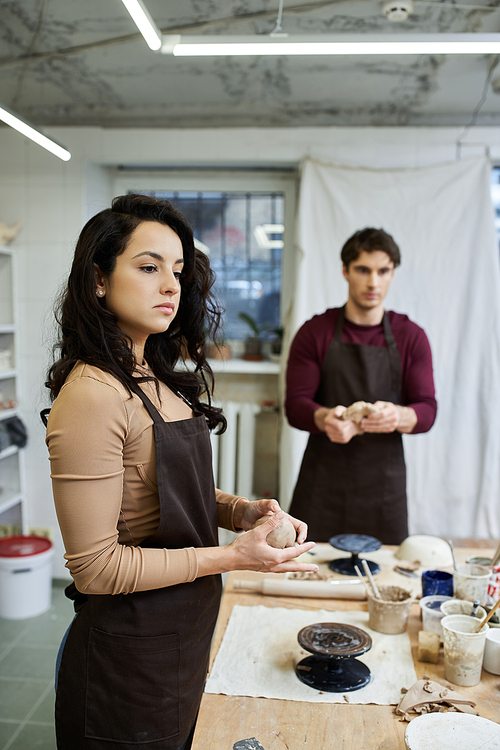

362,401,417,434
314,405,364,444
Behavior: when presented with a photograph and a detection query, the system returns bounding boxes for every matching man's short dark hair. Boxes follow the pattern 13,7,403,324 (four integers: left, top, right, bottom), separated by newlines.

341,228,401,269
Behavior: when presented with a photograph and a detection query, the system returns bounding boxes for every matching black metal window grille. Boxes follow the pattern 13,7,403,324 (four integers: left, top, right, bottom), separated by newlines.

135,190,284,340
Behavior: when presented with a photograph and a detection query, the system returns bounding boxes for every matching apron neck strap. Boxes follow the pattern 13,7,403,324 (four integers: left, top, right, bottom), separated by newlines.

128,379,164,424
382,313,402,396
334,305,346,342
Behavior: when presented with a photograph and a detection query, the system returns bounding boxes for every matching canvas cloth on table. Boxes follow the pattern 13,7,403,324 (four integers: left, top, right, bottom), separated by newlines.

205,604,417,705
280,155,500,538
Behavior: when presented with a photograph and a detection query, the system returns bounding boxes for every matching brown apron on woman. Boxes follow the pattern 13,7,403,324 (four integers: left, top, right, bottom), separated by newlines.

289,306,408,545
55,381,222,750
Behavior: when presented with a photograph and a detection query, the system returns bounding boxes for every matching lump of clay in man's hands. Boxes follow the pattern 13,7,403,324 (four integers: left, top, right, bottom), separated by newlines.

252,516,297,549
340,401,379,424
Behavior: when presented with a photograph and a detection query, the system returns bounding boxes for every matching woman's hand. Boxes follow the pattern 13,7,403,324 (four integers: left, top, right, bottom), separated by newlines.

195,501,316,578
236,498,309,544
228,511,318,574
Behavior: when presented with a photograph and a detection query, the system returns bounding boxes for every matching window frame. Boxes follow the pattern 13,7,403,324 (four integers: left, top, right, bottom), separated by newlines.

111,169,298,332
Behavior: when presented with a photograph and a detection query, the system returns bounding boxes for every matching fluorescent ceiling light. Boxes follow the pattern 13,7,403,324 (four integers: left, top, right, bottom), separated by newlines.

0,104,71,161
121,0,161,51
162,33,500,57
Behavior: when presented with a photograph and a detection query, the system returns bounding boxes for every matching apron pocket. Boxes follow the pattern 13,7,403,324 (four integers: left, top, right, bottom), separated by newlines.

85,627,180,744
137,463,158,492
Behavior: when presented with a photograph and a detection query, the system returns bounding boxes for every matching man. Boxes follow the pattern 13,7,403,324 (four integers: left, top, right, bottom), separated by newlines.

286,228,437,544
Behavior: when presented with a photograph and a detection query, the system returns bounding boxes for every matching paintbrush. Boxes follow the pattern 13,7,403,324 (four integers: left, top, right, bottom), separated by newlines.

475,597,500,633
361,558,381,599
491,539,500,567
354,564,369,596
448,539,457,571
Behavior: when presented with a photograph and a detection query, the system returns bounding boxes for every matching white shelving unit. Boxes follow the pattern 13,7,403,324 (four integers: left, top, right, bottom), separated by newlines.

183,357,280,375
0,246,27,534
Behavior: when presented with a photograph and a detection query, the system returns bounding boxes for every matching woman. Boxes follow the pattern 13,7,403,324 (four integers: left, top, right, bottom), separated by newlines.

44,194,317,750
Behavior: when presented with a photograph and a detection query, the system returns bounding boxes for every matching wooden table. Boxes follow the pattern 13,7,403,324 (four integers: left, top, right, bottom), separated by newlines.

192,543,499,750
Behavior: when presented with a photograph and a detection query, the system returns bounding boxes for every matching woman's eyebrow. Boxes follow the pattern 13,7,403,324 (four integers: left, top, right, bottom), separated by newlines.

131,252,184,264
131,251,164,261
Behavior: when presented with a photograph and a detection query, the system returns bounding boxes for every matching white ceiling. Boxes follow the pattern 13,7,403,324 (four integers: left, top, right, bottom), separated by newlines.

1,0,500,128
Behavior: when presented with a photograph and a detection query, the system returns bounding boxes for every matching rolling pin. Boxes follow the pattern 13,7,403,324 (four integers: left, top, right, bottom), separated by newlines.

232,577,366,599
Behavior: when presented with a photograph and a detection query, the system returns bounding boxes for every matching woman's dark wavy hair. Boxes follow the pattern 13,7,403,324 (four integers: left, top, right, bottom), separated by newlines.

42,193,226,433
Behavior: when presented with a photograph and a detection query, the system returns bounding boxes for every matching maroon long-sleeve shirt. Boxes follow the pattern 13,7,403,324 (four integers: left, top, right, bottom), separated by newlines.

285,308,437,435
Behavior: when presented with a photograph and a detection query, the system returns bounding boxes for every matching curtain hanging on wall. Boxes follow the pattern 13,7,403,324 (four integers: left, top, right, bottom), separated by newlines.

281,155,500,538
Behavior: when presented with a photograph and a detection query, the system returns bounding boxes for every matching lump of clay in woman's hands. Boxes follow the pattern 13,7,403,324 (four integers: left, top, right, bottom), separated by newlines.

252,516,297,549
340,401,379,424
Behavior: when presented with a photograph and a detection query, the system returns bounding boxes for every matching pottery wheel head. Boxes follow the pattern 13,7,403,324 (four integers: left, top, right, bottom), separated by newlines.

329,533,382,554
298,623,372,658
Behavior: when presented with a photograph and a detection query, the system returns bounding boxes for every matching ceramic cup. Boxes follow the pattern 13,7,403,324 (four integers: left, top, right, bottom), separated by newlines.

482,628,500,675
441,614,489,686
421,569,453,598
367,585,412,634
453,563,490,606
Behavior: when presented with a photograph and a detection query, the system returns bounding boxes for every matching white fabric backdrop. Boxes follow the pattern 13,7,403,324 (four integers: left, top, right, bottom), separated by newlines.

280,155,500,539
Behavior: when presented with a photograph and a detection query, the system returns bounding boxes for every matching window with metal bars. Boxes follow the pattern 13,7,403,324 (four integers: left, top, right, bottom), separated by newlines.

137,189,284,340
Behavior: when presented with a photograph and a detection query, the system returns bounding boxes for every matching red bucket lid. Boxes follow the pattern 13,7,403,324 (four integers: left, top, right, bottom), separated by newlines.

0,535,52,558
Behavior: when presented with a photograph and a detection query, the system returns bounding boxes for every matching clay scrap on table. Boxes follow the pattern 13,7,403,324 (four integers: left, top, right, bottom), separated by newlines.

394,679,478,722
340,401,379,423
288,570,330,581
393,560,420,574
233,739,266,750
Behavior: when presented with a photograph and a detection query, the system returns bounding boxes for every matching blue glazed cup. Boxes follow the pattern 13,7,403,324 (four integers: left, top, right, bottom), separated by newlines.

421,569,454,598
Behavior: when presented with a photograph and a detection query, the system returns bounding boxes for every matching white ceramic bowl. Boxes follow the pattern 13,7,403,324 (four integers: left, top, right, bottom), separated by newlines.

396,535,452,567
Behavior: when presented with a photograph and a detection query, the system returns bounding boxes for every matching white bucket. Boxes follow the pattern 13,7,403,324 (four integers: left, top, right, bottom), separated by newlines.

0,536,54,619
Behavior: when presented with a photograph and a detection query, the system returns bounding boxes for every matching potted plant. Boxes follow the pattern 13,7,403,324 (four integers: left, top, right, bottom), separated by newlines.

237,312,269,361
269,326,284,356
206,338,232,361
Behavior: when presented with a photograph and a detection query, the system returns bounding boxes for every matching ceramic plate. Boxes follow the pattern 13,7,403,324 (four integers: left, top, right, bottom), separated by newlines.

405,713,500,750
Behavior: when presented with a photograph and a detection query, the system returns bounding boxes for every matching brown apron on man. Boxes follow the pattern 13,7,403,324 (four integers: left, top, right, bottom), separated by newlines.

55,381,222,750
289,306,408,545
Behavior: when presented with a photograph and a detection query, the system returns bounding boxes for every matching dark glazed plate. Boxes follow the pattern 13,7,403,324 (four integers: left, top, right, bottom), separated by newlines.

297,622,372,659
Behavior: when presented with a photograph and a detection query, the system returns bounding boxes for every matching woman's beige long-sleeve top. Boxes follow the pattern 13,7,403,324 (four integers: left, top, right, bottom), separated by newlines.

46,363,243,595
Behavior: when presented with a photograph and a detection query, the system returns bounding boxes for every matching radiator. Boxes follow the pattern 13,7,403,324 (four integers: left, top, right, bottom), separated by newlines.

210,400,261,501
